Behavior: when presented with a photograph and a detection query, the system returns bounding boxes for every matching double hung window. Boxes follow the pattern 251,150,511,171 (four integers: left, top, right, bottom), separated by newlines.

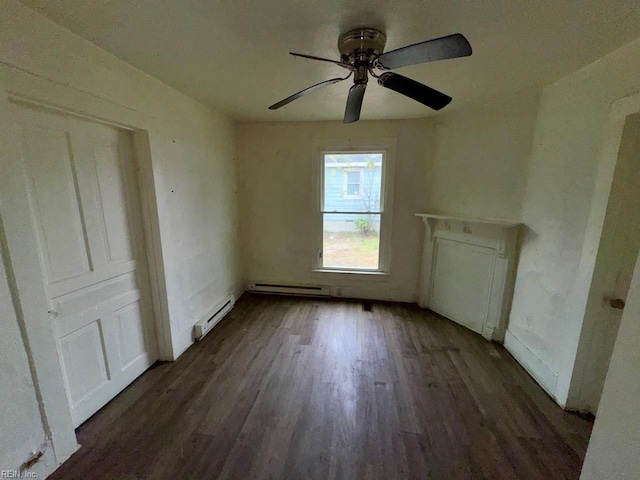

319,151,388,271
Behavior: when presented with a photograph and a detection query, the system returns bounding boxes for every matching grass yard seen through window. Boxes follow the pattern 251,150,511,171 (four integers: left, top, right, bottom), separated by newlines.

322,230,380,269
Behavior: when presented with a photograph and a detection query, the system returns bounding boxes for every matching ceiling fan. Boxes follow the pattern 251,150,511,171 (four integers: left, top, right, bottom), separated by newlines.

269,28,472,123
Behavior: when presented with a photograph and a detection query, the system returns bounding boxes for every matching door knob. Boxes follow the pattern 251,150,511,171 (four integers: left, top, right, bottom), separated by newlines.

48,310,59,319
609,298,625,310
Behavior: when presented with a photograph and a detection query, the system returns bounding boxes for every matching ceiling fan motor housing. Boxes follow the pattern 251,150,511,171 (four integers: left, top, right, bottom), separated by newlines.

338,28,387,64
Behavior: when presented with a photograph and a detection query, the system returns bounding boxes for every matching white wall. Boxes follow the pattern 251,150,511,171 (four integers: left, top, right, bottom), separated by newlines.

235,91,542,304
0,0,241,475
409,37,640,413
505,37,640,406
580,254,640,480
0,247,57,477
1,0,242,358
429,90,540,221
237,120,434,302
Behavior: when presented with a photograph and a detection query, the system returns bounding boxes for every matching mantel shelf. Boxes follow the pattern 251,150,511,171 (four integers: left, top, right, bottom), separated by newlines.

415,213,521,228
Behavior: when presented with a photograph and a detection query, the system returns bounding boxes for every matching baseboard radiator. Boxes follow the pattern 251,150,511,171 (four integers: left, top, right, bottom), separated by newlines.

247,282,330,297
194,295,235,341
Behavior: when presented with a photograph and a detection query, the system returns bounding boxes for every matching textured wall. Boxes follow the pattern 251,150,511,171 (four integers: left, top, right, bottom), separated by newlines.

429,90,540,221
507,37,640,406
237,119,434,302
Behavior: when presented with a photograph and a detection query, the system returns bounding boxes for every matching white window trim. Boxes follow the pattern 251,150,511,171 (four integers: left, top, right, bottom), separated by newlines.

312,139,396,274
343,168,364,199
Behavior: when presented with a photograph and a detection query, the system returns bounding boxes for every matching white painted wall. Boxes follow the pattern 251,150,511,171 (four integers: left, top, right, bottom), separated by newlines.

0,0,241,475
580,254,640,480
0,250,56,477
1,0,242,358
237,120,434,302
506,37,640,406
429,90,540,221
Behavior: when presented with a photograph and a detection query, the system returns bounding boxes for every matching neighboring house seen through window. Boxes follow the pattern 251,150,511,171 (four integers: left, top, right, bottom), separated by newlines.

344,169,363,198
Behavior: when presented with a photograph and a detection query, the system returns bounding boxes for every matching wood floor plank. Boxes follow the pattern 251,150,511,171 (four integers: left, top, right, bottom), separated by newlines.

49,294,593,480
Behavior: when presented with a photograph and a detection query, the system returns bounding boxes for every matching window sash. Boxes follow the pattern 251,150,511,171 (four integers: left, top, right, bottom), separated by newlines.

322,213,381,270
322,152,385,213
321,210,382,214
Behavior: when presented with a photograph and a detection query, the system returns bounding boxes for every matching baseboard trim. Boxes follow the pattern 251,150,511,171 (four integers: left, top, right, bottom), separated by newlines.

504,329,560,402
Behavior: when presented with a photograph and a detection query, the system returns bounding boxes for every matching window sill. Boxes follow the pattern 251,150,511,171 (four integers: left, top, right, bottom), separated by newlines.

312,268,390,276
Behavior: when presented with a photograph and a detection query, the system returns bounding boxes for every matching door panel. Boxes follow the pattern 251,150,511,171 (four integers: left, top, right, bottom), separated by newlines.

15,105,157,427
115,300,148,368
94,141,135,263
21,125,91,283
430,239,493,334
47,260,137,300
59,319,110,406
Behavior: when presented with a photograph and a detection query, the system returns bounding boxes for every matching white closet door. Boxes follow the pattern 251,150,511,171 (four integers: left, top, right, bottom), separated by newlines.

15,106,158,426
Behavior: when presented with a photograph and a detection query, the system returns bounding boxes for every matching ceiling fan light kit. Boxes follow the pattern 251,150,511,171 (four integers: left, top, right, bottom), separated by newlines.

269,27,472,124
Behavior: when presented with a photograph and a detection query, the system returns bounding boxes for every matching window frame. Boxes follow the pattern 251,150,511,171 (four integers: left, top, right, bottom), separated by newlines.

343,168,364,199
312,140,396,274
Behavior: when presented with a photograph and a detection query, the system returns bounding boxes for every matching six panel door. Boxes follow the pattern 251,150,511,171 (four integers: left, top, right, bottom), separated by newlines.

15,105,158,427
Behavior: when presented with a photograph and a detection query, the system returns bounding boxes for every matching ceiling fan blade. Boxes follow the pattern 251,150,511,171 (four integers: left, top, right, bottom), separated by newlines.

376,33,472,70
290,52,353,69
269,75,350,110
378,72,451,110
344,83,366,124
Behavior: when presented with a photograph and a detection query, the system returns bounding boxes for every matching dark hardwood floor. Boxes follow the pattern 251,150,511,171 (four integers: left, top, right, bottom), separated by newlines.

50,294,593,480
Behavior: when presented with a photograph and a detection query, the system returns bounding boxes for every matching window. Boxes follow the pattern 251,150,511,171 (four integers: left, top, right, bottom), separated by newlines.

318,150,391,271
344,170,363,198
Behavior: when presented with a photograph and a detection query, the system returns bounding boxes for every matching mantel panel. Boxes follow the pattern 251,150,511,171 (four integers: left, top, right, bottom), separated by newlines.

417,214,520,341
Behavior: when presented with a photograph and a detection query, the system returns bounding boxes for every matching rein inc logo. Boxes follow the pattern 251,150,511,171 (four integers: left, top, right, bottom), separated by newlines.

0,471,37,478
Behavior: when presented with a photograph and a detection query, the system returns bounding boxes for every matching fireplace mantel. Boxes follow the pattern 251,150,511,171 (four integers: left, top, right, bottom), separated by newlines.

415,213,522,342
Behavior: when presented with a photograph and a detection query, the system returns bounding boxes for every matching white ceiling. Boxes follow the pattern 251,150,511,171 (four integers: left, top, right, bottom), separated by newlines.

21,0,640,122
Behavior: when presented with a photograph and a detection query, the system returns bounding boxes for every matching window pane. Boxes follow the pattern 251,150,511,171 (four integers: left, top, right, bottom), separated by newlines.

323,213,380,269
323,153,383,212
347,171,360,184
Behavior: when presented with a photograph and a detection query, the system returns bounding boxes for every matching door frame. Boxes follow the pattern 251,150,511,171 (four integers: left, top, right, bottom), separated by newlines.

0,70,171,465
566,90,640,412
